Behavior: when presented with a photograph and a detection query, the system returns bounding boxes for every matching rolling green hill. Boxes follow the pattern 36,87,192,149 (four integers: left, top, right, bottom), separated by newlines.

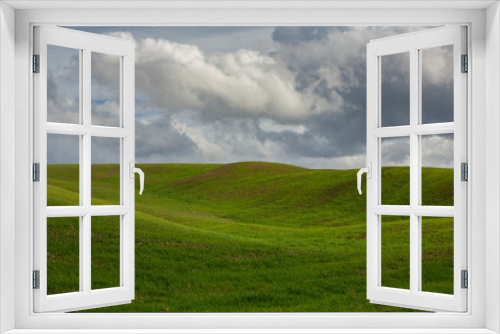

45,162,454,312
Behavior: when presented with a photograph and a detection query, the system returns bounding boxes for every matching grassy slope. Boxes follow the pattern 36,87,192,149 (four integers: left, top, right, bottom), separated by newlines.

46,162,454,312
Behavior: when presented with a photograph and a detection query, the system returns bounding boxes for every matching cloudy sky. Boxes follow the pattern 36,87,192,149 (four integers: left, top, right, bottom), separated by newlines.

46,26,454,169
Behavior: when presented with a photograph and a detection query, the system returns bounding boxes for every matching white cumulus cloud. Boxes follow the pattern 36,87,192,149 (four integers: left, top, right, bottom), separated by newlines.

110,32,331,122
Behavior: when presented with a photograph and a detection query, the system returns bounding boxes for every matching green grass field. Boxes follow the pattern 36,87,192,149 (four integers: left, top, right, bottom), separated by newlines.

46,162,454,312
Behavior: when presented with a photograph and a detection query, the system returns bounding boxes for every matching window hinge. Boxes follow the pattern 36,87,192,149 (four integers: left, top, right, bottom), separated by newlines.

33,270,40,289
461,54,468,73
461,270,468,289
33,54,40,73
33,163,40,182
461,162,468,181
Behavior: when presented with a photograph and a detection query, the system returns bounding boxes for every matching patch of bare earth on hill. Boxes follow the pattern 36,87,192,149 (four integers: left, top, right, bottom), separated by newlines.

422,248,453,260
167,162,305,188
215,249,310,261
215,254,263,261
215,186,275,200
136,239,210,248
151,209,236,224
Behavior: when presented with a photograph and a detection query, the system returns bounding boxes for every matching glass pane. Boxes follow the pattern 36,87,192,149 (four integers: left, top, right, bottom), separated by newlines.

421,217,454,294
92,216,121,289
381,215,410,290
91,137,120,205
421,134,454,206
47,134,80,206
92,52,121,127
47,45,80,124
381,52,410,127
381,137,410,205
47,217,80,295
421,45,454,124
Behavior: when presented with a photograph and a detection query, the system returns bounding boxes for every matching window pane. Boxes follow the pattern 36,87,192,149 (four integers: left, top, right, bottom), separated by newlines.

47,45,80,124
381,137,410,205
421,217,454,294
421,45,454,124
381,52,410,127
47,134,80,206
47,217,80,295
421,134,454,206
91,137,121,205
92,52,121,127
381,215,410,290
92,216,121,289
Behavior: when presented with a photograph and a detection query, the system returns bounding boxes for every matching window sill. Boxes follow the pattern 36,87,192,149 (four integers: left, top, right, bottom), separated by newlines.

4,329,498,334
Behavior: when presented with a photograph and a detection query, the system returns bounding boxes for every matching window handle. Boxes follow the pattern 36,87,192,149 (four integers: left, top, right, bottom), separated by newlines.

129,162,145,195
357,162,371,195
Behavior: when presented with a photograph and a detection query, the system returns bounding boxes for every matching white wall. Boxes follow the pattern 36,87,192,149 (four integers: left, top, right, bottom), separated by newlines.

0,2,16,333
5,4,492,332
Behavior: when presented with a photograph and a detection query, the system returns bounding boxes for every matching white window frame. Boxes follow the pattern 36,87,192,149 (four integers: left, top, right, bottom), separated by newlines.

1,1,499,333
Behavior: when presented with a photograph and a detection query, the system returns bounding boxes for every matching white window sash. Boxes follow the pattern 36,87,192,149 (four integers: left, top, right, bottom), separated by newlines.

32,25,136,313
366,26,467,312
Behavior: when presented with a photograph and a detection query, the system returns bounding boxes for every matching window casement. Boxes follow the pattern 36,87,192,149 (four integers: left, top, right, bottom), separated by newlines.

33,26,139,312
362,26,468,312
6,4,493,333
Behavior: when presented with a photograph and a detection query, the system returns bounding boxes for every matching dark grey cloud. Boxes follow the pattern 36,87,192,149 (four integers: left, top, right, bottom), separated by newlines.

91,52,121,127
272,26,332,45
68,26,277,54
47,45,80,124
91,137,120,164
381,52,410,127
422,134,453,168
47,133,79,164
421,45,454,124
47,112,201,165
381,137,410,166
254,103,366,161
135,114,202,163
263,27,417,164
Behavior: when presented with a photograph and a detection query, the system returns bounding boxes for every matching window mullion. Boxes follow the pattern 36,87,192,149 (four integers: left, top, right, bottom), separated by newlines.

409,47,420,294
78,48,84,293
417,47,423,292
82,47,92,294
